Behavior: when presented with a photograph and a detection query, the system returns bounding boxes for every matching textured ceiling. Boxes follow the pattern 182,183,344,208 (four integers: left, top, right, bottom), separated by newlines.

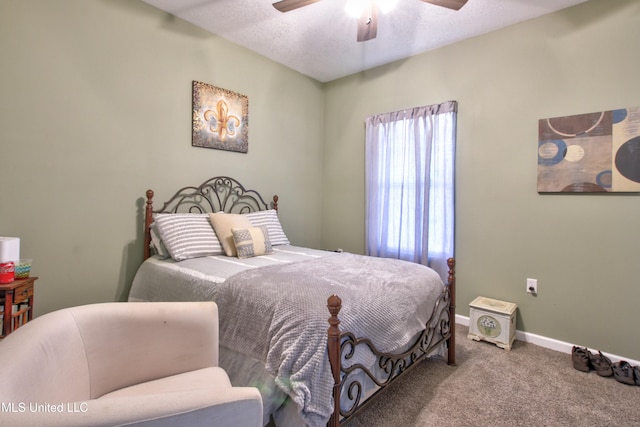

142,0,589,82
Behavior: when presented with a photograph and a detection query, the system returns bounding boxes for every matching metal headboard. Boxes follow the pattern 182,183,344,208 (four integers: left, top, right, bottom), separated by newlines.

143,176,278,259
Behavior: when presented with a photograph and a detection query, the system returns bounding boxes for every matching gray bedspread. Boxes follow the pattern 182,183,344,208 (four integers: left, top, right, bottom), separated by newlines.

215,252,444,427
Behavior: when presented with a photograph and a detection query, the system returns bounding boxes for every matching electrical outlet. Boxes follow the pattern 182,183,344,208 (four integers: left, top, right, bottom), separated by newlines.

526,278,538,294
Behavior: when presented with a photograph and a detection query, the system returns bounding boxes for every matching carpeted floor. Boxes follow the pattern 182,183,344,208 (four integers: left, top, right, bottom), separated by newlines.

345,325,640,427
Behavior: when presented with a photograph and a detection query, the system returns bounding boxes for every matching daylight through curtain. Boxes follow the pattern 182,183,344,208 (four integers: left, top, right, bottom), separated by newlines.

365,100,456,280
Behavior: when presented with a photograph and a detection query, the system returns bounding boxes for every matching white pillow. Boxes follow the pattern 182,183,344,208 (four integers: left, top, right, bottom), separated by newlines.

154,214,224,261
245,210,290,246
149,222,170,259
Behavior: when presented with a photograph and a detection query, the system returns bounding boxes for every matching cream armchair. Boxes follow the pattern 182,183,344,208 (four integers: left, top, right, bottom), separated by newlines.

0,301,262,427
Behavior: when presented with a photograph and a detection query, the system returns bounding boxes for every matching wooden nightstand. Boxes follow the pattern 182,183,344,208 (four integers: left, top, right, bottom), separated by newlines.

0,277,37,338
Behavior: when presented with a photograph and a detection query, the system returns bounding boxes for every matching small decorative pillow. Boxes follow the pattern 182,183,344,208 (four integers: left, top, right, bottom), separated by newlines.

154,213,224,261
208,212,253,257
245,209,290,246
232,226,273,259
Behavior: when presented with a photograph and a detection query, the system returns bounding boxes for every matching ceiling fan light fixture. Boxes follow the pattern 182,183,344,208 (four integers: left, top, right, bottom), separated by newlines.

345,0,398,18
378,0,399,14
273,0,466,43
345,0,368,18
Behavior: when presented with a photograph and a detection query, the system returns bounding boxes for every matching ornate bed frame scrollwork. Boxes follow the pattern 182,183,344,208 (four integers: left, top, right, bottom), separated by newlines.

327,258,455,426
141,176,456,427
143,176,279,260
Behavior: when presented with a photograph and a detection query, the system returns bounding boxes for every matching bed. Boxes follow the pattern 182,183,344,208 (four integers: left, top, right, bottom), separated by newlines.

128,176,456,427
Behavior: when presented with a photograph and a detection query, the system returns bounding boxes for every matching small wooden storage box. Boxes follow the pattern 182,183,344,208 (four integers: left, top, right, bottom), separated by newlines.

468,296,517,350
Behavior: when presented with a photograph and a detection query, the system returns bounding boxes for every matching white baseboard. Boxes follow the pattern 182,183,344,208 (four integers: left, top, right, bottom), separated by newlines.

455,315,640,366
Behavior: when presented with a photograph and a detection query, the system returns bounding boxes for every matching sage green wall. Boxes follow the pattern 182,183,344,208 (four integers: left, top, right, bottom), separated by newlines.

0,0,324,315
2,0,639,361
322,0,640,359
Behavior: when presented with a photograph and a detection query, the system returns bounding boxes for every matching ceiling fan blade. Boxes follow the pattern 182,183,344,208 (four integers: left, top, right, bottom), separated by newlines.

357,5,378,42
421,0,468,11
272,0,322,13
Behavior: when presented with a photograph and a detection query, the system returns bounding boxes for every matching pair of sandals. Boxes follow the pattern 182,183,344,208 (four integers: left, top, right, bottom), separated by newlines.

572,346,640,386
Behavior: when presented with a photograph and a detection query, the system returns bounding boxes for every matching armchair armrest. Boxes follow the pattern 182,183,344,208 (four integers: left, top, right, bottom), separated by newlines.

68,302,220,399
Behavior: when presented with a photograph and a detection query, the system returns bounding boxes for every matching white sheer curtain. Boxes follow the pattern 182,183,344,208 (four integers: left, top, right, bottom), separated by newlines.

365,100,456,280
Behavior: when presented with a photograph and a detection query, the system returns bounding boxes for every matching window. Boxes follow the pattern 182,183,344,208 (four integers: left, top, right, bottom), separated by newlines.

365,101,456,279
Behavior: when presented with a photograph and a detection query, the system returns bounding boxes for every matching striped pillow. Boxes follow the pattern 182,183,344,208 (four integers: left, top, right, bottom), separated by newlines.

154,213,224,261
245,210,290,246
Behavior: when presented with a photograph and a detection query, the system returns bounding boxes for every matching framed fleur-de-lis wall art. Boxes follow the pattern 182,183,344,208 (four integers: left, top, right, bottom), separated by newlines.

192,81,248,153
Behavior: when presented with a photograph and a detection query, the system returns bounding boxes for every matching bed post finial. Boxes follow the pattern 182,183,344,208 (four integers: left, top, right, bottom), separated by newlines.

272,195,279,211
327,295,342,427
447,257,456,366
143,190,155,260
327,294,341,324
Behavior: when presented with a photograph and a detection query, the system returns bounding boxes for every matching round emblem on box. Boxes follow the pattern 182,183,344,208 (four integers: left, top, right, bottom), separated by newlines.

477,315,501,338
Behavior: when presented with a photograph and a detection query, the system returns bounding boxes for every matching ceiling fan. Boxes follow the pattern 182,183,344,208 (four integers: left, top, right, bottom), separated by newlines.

272,0,468,42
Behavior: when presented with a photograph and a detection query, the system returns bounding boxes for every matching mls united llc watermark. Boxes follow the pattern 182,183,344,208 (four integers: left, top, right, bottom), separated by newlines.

1,402,88,413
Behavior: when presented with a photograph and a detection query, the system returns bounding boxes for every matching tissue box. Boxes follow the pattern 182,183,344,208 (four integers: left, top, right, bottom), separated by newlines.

0,237,20,263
